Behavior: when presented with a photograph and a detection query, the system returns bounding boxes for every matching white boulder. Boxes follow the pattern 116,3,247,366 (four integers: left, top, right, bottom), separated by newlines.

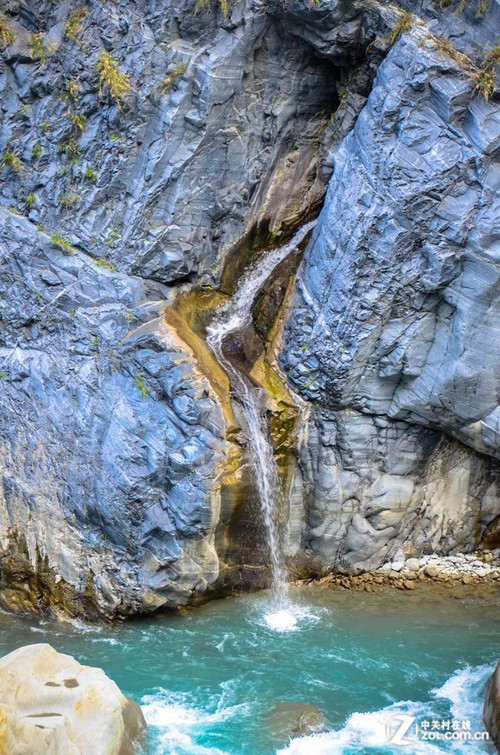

0,643,146,754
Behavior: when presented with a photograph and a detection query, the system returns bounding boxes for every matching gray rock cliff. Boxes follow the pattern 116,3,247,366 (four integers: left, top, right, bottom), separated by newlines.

281,24,500,573
0,0,498,614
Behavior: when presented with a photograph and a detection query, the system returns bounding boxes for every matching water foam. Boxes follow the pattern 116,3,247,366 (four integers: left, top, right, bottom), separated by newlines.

141,688,249,755
278,664,493,754
261,602,322,633
433,662,493,722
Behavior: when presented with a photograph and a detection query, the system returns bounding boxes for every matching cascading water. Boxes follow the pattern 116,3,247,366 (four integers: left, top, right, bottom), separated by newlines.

207,220,316,627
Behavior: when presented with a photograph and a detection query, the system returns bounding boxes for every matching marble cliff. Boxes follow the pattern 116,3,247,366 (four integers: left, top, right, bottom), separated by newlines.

0,0,498,617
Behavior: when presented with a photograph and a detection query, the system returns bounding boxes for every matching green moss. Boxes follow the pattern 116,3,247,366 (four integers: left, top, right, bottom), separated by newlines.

105,230,120,246
220,220,282,294
31,143,42,159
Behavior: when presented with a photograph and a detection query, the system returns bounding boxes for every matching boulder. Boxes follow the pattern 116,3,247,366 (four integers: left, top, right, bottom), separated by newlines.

484,661,500,751
0,644,146,754
263,701,327,748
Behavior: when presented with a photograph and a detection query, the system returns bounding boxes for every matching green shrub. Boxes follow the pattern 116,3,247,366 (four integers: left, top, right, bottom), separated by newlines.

29,33,47,63
483,44,500,66
59,138,81,164
471,67,496,99
65,8,89,42
26,193,37,210
31,143,42,159
59,192,81,208
161,59,190,92
96,51,131,105
84,167,97,181
0,14,14,49
435,0,490,15
430,36,472,68
195,0,229,15
1,149,22,172
62,78,81,103
70,113,87,132
49,234,76,254
134,373,151,398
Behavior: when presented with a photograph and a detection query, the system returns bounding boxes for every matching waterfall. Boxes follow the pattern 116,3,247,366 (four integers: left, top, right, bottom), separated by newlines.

207,220,316,606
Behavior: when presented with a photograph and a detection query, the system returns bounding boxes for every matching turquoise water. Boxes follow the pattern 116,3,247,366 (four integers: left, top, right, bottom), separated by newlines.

0,586,498,754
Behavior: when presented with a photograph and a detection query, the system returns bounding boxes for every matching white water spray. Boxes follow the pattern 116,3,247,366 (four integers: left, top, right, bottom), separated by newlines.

207,221,316,618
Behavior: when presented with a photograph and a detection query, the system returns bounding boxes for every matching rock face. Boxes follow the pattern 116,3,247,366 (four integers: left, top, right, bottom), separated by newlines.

484,661,500,751
0,0,388,615
0,643,146,754
0,0,498,614
280,25,500,573
0,208,228,617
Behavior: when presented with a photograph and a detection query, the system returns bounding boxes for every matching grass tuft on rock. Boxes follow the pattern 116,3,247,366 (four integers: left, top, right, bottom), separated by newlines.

1,150,22,172
65,8,89,43
387,11,413,46
471,67,496,99
0,14,14,49
96,51,131,105
49,234,76,255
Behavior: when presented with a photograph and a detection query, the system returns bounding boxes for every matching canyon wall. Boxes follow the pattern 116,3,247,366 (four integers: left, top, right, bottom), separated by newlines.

280,23,500,574
0,0,498,615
